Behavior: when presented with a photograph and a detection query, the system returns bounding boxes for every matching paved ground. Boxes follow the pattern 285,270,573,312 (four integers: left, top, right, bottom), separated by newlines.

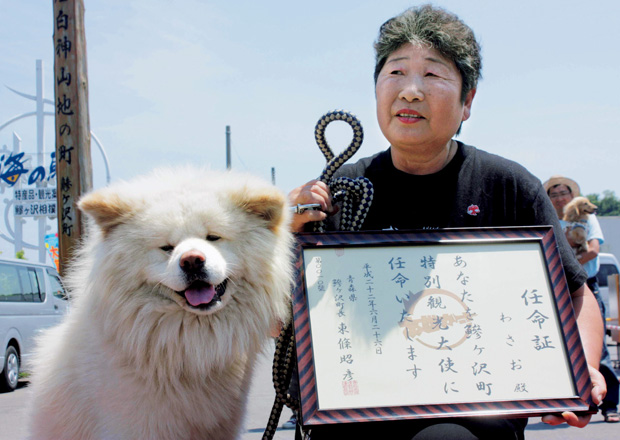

0,378,31,439
2,341,618,439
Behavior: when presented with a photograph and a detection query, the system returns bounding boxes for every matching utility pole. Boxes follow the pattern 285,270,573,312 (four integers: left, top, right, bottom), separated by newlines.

226,125,231,170
271,167,275,185
53,0,93,277
35,60,47,264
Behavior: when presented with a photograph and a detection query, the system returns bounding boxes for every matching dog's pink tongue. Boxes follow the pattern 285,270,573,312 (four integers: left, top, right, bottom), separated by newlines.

185,285,216,306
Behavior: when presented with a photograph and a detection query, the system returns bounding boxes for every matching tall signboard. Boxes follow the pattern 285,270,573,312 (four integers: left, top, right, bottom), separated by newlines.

53,0,93,276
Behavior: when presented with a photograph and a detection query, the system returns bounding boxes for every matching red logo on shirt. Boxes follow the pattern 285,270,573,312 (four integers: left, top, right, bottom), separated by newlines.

467,205,480,216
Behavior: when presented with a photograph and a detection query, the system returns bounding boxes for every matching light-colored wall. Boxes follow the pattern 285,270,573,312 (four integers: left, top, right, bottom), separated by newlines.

599,216,620,260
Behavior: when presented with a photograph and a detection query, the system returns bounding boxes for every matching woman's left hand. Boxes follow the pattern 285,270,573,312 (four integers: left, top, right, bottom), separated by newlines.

541,365,606,427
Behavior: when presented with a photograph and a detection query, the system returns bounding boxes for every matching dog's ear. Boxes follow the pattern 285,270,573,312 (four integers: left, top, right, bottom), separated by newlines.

562,201,574,220
231,186,288,231
78,189,136,233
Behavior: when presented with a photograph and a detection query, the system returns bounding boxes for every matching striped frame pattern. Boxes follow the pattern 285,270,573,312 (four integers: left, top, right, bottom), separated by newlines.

292,226,594,426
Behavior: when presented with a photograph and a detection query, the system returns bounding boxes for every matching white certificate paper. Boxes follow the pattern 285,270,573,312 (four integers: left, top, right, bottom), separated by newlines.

303,242,575,411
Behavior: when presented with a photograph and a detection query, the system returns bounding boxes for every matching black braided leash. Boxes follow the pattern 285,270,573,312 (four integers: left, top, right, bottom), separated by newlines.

262,321,299,440
262,110,373,440
313,110,374,232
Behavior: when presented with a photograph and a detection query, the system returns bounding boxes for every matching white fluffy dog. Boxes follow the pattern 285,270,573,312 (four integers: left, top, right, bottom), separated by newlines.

28,168,294,440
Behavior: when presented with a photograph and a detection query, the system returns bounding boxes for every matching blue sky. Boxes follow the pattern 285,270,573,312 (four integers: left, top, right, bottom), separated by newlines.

1,0,619,258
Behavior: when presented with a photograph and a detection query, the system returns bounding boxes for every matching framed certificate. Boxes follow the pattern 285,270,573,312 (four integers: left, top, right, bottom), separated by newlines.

292,226,595,426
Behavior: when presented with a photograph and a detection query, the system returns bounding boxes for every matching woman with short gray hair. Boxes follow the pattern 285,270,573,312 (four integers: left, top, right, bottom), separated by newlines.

289,4,606,439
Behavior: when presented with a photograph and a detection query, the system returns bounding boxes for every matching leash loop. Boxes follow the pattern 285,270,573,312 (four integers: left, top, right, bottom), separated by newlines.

312,110,373,232
315,110,364,183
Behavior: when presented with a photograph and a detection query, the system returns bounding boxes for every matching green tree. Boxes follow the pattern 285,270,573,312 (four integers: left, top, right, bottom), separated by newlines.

586,190,620,216
15,250,26,260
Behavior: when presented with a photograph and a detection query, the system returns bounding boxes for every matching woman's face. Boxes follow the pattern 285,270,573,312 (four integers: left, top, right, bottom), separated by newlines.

376,43,475,159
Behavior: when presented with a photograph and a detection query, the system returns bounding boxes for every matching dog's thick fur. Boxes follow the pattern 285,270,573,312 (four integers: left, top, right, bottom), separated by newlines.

28,168,294,440
562,196,597,255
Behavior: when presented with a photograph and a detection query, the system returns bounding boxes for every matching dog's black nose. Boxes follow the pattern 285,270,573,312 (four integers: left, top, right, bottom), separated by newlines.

180,250,206,272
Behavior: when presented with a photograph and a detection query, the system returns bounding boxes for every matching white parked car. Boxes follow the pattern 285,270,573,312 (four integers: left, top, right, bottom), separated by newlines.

596,252,620,327
0,258,69,392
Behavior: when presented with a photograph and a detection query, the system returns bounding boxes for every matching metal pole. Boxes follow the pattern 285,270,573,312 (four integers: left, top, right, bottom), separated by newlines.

13,133,24,257
225,125,231,170
271,167,275,185
36,60,47,263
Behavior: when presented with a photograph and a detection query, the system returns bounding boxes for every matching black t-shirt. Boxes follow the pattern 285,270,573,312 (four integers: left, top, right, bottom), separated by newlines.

361,144,464,231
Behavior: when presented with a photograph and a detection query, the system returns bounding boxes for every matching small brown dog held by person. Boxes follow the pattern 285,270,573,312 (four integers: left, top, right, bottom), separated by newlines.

562,196,598,255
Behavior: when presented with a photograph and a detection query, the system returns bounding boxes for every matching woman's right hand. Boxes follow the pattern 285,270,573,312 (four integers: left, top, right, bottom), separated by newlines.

288,180,334,232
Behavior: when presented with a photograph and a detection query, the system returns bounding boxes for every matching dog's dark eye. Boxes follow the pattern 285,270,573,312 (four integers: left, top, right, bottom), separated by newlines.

160,245,174,253
206,234,221,242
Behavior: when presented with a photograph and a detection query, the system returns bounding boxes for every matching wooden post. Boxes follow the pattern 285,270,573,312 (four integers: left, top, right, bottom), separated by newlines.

52,0,93,277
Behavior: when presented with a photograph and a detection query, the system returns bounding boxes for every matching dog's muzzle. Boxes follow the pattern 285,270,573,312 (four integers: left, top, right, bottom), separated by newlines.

177,250,228,310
